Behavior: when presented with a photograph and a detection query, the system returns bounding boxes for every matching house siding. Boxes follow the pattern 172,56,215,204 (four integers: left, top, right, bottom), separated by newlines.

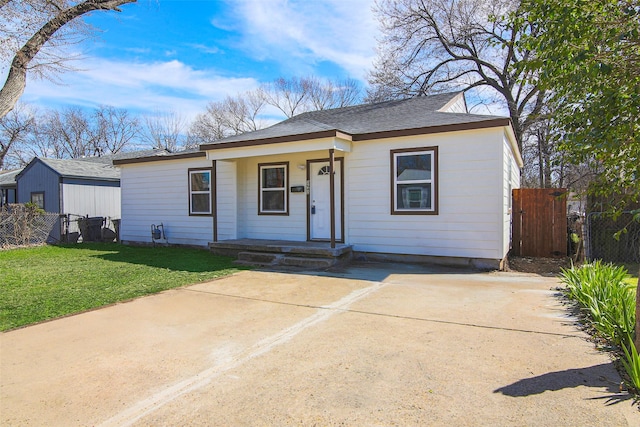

502,134,521,256
345,128,506,260
119,123,518,266
119,158,214,246
235,151,324,240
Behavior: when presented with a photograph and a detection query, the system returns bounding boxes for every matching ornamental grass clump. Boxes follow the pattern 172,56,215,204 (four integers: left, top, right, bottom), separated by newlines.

561,261,640,392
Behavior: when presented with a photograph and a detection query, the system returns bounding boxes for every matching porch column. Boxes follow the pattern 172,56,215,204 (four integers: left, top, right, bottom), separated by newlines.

329,149,335,248
212,160,217,242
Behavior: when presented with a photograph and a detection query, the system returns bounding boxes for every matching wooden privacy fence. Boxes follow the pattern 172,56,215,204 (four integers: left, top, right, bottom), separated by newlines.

512,188,567,257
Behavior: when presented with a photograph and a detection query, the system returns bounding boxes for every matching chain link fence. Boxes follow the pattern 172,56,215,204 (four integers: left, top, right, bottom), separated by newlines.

0,204,59,248
585,211,640,264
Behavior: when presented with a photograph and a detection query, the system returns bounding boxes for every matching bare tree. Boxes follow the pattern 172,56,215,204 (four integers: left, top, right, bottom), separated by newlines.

0,102,34,169
261,77,310,118
189,76,363,146
189,91,266,145
93,105,139,155
36,107,100,158
369,0,545,152
262,76,363,118
0,0,137,119
141,110,188,152
306,77,362,110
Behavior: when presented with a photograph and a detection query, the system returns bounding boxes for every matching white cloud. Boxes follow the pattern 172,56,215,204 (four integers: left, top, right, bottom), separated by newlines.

22,57,261,120
228,0,378,81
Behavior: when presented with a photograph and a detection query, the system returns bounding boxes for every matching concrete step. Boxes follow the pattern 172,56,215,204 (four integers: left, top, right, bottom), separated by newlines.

280,256,335,269
235,251,337,269
237,251,282,264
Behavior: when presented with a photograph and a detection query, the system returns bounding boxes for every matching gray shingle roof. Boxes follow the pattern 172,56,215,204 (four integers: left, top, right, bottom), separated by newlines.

0,169,20,186
38,158,120,181
74,148,170,165
209,92,509,145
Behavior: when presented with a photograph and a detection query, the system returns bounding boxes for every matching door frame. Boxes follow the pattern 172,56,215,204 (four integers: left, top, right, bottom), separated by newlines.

306,157,344,242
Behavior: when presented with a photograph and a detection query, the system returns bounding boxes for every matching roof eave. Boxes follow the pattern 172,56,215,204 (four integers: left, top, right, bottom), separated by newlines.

113,151,206,165
60,175,120,182
351,118,512,141
199,129,349,151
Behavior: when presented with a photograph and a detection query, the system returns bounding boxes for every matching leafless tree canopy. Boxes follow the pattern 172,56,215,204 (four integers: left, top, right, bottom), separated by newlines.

189,76,363,145
93,105,139,155
0,0,137,119
2,104,140,167
0,103,34,169
262,76,362,118
141,110,189,152
368,0,544,150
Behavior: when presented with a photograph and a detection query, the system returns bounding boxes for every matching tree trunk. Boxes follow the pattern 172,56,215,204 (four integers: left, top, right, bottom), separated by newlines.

0,63,28,121
0,0,137,119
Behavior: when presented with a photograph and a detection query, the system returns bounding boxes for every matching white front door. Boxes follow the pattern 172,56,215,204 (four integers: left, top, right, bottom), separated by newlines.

309,160,342,240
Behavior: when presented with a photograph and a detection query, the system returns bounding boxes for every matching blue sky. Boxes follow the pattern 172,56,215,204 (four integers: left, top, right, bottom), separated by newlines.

21,0,379,120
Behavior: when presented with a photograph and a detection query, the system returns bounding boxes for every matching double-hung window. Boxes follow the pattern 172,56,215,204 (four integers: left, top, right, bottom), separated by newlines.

259,162,288,215
391,147,438,214
189,168,212,215
30,192,45,210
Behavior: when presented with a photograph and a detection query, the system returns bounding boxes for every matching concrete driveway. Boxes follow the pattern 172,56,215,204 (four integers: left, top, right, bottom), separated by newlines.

1,263,637,426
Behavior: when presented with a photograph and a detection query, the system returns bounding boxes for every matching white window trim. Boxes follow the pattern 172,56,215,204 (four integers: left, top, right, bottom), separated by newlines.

189,169,212,215
392,148,437,214
259,163,288,215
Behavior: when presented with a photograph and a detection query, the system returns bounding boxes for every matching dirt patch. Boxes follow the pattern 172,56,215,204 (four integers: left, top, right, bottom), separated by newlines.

506,255,572,276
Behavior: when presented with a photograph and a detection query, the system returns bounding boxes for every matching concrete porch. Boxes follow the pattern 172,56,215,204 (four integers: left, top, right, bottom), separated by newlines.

209,239,353,269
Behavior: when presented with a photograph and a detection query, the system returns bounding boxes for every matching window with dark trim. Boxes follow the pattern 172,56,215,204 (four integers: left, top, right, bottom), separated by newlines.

259,162,288,215
30,192,45,210
391,147,438,215
188,168,212,215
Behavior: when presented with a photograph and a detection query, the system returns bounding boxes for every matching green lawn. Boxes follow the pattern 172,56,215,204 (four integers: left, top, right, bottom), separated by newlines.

0,243,247,331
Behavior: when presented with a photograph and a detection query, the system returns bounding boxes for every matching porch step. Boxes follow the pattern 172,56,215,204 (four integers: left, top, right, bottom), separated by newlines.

211,239,353,270
236,251,337,269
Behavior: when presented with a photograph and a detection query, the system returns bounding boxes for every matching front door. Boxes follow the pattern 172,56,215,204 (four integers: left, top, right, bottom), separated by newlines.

309,159,342,241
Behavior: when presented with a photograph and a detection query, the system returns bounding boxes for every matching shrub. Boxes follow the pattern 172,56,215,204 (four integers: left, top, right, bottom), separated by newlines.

0,203,58,248
561,261,639,392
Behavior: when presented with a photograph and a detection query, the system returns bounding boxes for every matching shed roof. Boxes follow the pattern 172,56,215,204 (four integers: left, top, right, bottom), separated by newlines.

36,158,121,181
0,169,20,186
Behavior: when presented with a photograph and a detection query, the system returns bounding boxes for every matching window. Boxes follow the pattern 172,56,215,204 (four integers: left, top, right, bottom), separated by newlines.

259,162,288,215
188,169,212,215
391,147,438,215
30,192,45,210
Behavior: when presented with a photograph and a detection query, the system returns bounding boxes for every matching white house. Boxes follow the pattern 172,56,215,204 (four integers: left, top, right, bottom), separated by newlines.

115,92,522,269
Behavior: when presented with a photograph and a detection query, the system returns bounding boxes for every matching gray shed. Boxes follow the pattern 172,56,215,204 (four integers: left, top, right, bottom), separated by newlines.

16,158,120,241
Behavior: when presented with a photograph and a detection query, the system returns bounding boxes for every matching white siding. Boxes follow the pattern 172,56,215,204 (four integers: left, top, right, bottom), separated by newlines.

217,160,237,240
502,134,521,256
62,183,120,219
345,128,506,260
120,123,517,263
438,93,468,113
119,158,213,247
235,151,325,240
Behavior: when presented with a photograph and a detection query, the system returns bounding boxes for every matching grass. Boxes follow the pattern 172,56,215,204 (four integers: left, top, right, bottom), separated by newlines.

0,243,247,331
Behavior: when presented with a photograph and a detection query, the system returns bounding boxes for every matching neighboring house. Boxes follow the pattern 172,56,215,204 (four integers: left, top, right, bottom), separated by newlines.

0,169,19,208
115,92,523,269
9,149,166,242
